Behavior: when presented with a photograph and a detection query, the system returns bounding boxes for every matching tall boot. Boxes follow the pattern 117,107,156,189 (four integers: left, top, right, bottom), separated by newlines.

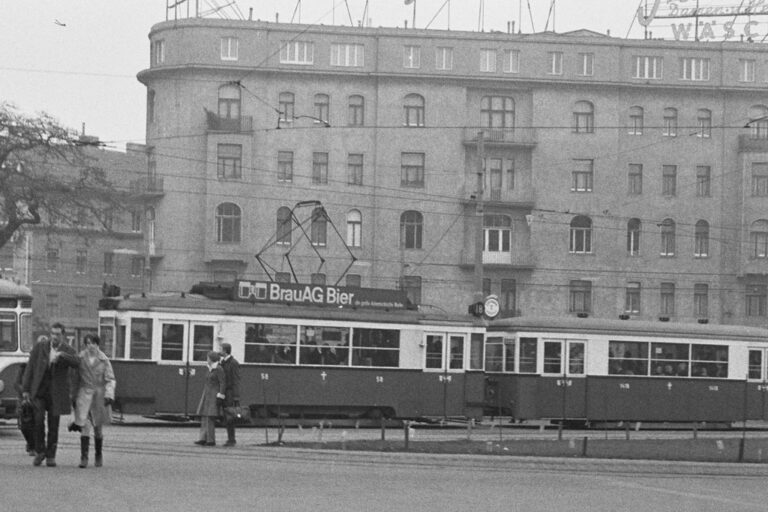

94,437,103,467
79,437,89,468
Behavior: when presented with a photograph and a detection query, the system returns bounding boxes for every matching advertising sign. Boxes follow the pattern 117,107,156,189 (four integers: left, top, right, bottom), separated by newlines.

235,280,413,310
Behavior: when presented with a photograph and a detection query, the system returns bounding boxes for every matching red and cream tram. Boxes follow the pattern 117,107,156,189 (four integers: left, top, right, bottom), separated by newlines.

485,316,768,424
98,281,486,421
0,278,33,419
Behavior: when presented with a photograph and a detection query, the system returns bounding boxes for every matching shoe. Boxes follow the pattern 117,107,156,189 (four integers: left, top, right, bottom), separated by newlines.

193,440,206,446
27,448,36,456
224,440,236,447
46,458,57,467
33,453,45,466
204,442,216,446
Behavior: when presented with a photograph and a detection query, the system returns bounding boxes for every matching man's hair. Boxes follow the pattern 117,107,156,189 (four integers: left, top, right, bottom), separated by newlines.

221,343,232,355
51,322,66,333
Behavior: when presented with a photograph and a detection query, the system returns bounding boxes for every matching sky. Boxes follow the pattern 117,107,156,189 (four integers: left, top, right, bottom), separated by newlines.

0,1,725,151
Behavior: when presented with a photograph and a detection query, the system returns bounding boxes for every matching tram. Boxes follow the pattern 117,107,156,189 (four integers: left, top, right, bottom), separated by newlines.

0,278,33,420
485,316,768,424
97,280,487,422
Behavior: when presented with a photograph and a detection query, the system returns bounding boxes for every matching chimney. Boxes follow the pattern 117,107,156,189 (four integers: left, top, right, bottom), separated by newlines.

249,7,253,21
276,12,279,23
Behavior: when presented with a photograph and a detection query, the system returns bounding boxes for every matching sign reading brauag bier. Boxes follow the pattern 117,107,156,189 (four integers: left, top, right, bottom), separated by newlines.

236,280,413,309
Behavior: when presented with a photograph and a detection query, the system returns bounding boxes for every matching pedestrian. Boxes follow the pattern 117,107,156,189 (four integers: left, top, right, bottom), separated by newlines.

68,334,116,468
219,342,241,446
194,351,225,446
21,324,79,467
14,361,35,455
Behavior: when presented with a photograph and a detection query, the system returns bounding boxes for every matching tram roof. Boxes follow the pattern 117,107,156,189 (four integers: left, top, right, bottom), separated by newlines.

0,278,32,299
487,316,768,341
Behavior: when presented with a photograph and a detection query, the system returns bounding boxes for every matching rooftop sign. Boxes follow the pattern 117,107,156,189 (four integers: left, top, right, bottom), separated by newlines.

236,280,413,310
638,0,768,41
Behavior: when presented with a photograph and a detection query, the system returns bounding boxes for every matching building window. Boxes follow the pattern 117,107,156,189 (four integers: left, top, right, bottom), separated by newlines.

660,218,675,256
503,49,520,73
747,284,767,317
573,101,594,133
403,45,421,68
348,95,364,126
347,153,363,185
627,218,641,256
628,106,643,135
103,253,114,275
312,152,329,185
625,282,641,313
76,249,87,274
750,220,768,258
277,151,293,183
694,283,709,317
131,210,142,232
346,209,362,248
753,163,768,196
480,49,497,72
569,216,592,254
660,282,675,315
663,107,678,137
748,105,768,139
330,43,364,66
697,109,712,138
46,294,59,318
153,39,165,65
506,159,516,190
46,248,59,272
217,144,242,179
276,206,292,246
696,165,711,197
484,215,512,253
280,41,314,64
215,83,242,131
694,220,709,258
401,152,425,187
147,89,155,124
130,257,143,278
681,57,710,81
278,92,294,123
578,53,594,76
662,165,677,196
548,51,563,75
486,158,503,199
571,159,593,192
481,96,514,130
400,210,423,249
310,273,326,285
436,47,453,70
74,295,87,318
313,94,329,124
404,94,425,127
739,59,756,82
628,163,643,195
501,279,516,314
216,203,241,243
400,275,422,305
310,207,327,246
633,55,662,79
220,36,238,60
569,280,592,313
346,274,361,288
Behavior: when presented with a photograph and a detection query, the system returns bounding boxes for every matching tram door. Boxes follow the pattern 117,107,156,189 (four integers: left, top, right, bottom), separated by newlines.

424,333,466,418
747,348,768,420
158,321,216,418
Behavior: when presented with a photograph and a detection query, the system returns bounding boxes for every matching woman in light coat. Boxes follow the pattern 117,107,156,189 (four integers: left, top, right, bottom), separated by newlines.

195,351,225,446
69,334,116,468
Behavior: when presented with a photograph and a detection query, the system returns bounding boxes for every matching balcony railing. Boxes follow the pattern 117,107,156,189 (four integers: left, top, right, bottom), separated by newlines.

205,112,253,133
130,177,164,197
463,127,537,147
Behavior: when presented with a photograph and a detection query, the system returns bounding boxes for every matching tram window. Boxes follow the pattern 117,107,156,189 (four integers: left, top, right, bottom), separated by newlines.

519,337,537,373
449,335,464,369
115,325,126,359
691,344,728,378
20,314,33,352
244,323,297,364
0,314,17,351
608,341,648,375
543,340,562,374
504,338,516,372
129,318,152,360
425,335,443,369
485,337,503,371
650,342,689,376
300,326,349,365
193,326,214,362
749,350,763,380
469,333,484,370
161,324,184,361
352,328,400,367
568,341,585,374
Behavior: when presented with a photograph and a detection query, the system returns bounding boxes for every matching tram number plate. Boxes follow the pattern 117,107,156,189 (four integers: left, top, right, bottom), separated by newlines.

376,376,384,383
708,385,719,391
619,383,630,390
260,373,269,380
439,375,452,383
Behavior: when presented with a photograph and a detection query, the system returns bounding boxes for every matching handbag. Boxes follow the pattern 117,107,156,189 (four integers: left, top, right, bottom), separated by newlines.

224,404,250,424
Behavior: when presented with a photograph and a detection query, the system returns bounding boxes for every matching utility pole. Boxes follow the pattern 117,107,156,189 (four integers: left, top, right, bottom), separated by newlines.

474,131,485,302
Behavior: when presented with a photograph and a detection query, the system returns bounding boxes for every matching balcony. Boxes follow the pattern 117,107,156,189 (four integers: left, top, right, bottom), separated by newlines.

205,112,253,134
459,249,536,269
460,186,536,209
738,134,768,153
130,177,164,199
462,127,537,148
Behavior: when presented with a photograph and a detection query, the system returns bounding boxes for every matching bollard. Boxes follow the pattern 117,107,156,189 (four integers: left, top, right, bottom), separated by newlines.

625,422,630,441
318,421,324,443
380,417,386,441
581,436,588,457
404,421,410,451
467,418,473,441
693,423,698,440
341,430,347,450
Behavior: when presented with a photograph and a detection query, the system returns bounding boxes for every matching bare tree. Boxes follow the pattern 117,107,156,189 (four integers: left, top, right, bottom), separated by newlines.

0,102,130,249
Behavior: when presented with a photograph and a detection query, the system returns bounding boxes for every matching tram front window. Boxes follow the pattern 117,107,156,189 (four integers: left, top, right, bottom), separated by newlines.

0,314,17,351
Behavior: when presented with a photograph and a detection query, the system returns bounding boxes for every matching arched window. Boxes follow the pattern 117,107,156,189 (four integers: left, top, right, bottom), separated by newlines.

346,209,362,248
694,220,709,258
697,108,712,138
750,219,768,258
627,218,641,256
404,94,425,127
660,218,675,256
348,95,364,126
310,207,327,246
569,216,592,254
400,210,423,249
749,105,768,140
628,106,643,135
216,203,241,243
481,96,515,130
663,107,677,136
573,101,594,133
484,214,512,252
279,92,294,123
314,93,329,123
276,206,292,246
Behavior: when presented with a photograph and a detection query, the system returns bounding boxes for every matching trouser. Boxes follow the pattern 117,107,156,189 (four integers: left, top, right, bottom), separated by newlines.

225,419,236,442
82,420,103,439
32,396,60,459
199,416,215,443
20,424,34,451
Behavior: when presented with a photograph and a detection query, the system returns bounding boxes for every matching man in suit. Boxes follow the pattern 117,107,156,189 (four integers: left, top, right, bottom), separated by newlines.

219,342,241,446
22,323,79,467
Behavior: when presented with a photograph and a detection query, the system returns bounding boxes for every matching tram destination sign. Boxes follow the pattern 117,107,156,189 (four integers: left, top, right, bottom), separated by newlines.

236,280,413,309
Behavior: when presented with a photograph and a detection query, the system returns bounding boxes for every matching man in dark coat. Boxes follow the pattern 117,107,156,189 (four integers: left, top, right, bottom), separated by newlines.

22,323,79,467
219,342,241,446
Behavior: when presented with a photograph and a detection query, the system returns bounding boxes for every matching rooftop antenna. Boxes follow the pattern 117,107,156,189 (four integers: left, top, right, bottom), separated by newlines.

477,0,485,31
544,0,555,32
291,0,301,23
425,0,451,30
362,0,370,26
404,0,415,28
526,0,536,32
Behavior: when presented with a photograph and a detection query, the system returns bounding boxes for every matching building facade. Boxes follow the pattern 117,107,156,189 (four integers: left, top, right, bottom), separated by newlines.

138,17,768,326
